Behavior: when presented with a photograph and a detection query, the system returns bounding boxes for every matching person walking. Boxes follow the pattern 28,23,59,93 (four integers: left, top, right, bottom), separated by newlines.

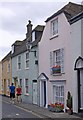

16,85,22,102
9,83,15,104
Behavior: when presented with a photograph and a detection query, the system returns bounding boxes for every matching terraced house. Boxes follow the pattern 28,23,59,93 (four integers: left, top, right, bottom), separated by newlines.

2,51,12,96
0,61,2,94
38,2,83,114
11,20,44,104
1,2,83,115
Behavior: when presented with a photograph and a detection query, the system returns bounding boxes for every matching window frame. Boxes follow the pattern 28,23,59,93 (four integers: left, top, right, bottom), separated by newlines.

32,31,35,42
19,79,22,88
51,18,58,38
50,48,64,75
17,55,21,70
24,78,29,95
25,52,29,69
53,84,64,104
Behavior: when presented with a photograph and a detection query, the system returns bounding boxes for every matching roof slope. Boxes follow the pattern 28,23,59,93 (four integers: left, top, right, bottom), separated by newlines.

45,2,83,23
12,25,44,57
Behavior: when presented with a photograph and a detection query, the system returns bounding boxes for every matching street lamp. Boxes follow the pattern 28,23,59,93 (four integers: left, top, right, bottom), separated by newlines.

26,41,36,57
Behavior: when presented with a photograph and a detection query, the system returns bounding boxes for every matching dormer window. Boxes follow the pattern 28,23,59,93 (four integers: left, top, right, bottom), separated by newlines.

32,31,35,42
11,45,14,54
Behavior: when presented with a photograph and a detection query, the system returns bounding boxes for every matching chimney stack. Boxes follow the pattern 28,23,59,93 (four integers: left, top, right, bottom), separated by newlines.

26,20,33,40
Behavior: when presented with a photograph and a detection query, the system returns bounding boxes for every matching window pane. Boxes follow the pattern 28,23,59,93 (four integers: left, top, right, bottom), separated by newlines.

53,85,64,104
25,79,28,94
26,86,28,93
51,19,58,36
26,53,29,59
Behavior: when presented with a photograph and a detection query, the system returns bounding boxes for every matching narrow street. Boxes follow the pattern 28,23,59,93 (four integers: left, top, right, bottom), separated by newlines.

2,101,41,119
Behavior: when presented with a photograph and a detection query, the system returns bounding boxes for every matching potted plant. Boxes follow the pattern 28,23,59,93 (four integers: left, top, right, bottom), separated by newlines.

66,91,73,115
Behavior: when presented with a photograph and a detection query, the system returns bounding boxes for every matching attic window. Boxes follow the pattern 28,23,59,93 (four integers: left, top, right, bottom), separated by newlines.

11,45,14,54
32,31,35,42
51,18,58,37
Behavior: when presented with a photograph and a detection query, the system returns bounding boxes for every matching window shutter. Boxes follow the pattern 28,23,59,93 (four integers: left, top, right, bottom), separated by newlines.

50,51,53,74
60,48,64,73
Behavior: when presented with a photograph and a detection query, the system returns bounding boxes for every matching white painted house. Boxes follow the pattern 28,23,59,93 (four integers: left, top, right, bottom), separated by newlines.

70,11,83,113
38,2,83,114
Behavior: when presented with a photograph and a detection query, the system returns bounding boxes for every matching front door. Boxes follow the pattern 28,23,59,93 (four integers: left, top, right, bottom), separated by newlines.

80,70,83,109
40,81,46,107
33,80,37,104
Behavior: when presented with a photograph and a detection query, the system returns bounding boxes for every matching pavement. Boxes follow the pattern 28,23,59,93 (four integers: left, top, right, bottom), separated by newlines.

2,95,83,119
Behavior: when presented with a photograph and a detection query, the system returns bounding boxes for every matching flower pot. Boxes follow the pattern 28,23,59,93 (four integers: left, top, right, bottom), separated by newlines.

67,109,73,115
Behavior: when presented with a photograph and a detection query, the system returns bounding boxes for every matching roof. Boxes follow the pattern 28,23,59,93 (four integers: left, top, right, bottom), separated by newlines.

12,40,22,46
45,2,83,23
2,51,11,62
38,73,49,80
70,11,83,24
32,25,45,32
11,39,27,57
32,25,45,47
12,25,44,57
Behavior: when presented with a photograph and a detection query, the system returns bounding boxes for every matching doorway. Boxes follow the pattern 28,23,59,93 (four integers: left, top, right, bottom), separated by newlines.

40,80,46,107
79,70,83,110
33,80,37,104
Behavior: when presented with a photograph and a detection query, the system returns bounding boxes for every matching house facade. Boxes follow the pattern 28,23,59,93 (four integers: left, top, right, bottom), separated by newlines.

38,2,83,114
11,21,44,104
28,25,44,104
70,11,83,113
0,61,2,94
2,51,12,96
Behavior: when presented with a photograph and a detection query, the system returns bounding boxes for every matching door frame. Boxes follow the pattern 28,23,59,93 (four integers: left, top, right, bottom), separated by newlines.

74,56,83,112
38,73,49,108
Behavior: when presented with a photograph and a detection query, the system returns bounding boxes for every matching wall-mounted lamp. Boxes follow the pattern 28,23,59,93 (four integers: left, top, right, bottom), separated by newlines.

26,41,37,57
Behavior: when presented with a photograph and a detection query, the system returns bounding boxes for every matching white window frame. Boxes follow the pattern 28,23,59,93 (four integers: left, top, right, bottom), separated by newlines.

25,52,29,69
17,55,21,70
53,84,64,104
24,78,29,95
19,79,22,88
50,48,64,75
32,31,35,42
51,18,58,37
11,45,14,54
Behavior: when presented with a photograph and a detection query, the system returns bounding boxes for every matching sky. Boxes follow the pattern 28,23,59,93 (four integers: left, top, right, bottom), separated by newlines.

0,0,82,61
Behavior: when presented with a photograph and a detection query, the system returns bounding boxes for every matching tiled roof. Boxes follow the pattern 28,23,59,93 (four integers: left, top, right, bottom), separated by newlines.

69,11,83,24
2,51,12,62
32,25,45,47
11,39,27,57
45,2,83,23
11,25,44,57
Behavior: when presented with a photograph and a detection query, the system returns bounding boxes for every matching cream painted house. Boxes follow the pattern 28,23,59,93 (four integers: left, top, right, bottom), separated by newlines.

38,2,83,114
2,51,12,96
0,61,2,94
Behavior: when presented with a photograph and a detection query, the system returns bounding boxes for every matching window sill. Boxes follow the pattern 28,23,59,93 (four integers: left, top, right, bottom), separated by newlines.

51,72,65,76
51,73,62,76
50,34,59,40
